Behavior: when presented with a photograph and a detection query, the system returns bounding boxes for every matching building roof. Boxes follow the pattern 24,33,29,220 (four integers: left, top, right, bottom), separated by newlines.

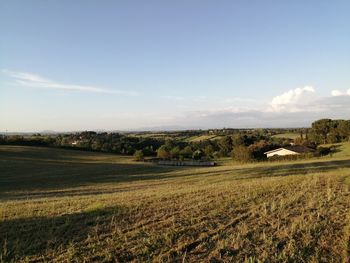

264,145,315,155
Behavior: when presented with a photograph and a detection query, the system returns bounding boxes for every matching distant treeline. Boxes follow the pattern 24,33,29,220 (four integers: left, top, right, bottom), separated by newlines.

0,130,282,161
1,119,349,162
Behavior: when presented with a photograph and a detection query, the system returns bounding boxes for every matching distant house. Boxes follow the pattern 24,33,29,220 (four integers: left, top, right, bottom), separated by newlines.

264,145,315,158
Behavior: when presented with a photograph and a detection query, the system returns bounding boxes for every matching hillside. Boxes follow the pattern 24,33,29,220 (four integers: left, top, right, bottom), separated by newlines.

271,132,301,140
1,145,350,262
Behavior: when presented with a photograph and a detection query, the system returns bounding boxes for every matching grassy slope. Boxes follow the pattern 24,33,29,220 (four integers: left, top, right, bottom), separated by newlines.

1,145,350,262
272,133,300,140
185,135,223,142
323,141,350,158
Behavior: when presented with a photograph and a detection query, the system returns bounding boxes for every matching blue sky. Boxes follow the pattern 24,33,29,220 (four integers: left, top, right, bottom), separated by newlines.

1,0,350,131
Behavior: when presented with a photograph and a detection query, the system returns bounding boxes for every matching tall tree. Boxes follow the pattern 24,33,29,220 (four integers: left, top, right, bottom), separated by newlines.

157,145,171,159
218,136,233,156
311,119,333,144
338,120,350,141
232,145,253,163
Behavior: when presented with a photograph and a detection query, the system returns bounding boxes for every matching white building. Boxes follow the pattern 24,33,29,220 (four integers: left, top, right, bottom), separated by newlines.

264,145,314,158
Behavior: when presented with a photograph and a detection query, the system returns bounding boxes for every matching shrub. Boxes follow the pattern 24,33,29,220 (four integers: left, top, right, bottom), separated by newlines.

133,150,144,161
157,145,171,159
316,146,331,157
232,145,253,163
170,146,181,159
267,153,314,162
179,146,193,159
192,150,204,160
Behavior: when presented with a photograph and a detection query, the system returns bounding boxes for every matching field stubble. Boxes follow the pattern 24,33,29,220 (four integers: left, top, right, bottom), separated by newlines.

1,146,350,262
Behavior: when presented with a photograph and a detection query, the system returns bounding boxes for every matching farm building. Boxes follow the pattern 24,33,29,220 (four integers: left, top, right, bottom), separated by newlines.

264,145,314,158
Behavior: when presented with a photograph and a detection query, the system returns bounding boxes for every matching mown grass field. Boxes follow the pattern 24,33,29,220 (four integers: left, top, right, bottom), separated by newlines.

271,133,301,140
1,145,350,262
185,135,223,142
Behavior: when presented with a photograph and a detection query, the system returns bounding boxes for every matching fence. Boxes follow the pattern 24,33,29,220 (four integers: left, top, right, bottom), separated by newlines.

157,160,216,167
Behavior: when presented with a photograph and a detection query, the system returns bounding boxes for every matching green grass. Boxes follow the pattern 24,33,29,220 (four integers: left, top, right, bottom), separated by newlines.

272,132,301,140
321,141,350,158
1,145,350,262
185,135,223,142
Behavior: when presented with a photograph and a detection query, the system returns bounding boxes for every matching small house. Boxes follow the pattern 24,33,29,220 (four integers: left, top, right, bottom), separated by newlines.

264,145,314,158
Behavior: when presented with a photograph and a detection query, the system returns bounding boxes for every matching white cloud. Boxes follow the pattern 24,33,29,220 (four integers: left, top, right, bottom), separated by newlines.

331,90,343,96
331,89,350,97
160,85,350,129
2,70,139,96
269,86,315,112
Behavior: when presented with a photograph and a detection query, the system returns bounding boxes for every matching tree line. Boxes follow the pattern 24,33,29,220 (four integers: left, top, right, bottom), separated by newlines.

1,118,349,162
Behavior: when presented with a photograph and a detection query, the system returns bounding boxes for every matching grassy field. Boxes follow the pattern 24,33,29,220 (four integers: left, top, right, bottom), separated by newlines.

272,133,301,140
1,145,350,262
323,142,350,158
185,135,223,142
128,133,185,140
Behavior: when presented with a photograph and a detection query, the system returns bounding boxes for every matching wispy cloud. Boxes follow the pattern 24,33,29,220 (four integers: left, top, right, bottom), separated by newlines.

2,70,139,96
161,94,256,105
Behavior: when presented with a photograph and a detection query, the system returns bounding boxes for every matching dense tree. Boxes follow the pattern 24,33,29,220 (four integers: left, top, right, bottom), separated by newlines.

311,119,333,144
204,145,214,158
338,120,350,141
192,149,204,160
170,146,181,159
232,134,245,147
308,119,350,144
248,140,275,160
218,136,233,156
180,146,193,160
232,145,253,163
157,145,171,159
142,146,155,156
164,139,175,149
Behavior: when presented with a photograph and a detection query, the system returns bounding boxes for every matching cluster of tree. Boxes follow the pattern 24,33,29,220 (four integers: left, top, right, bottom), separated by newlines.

192,119,349,163
0,135,56,146
231,139,283,163
57,131,163,155
0,130,280,161
0,132,162,156
204,128,305,137
154,132,282,162
308,119,350,144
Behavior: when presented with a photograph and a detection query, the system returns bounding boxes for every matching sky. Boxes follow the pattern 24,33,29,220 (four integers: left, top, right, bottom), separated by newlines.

1,0,350,132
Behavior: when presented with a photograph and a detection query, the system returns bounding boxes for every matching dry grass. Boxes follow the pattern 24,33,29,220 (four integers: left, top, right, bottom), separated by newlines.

1,145,350,262
185,135,223,142
272,133,300,140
